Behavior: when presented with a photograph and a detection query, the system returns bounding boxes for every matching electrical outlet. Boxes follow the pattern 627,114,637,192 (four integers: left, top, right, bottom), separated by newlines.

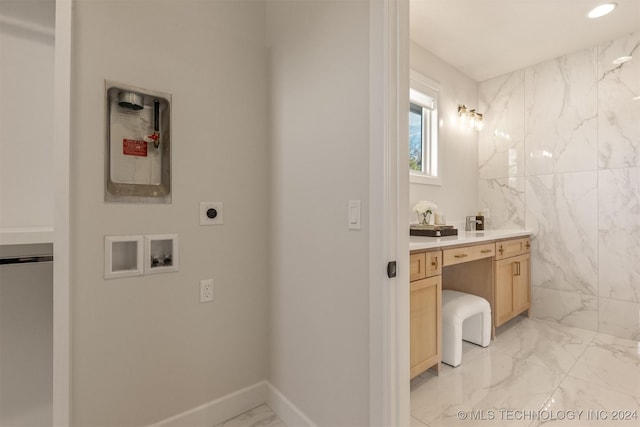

200,202,223,225
200,279,214,303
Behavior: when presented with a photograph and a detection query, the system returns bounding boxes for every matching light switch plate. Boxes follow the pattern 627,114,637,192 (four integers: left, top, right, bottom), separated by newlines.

348,200,361,230
200,202,223,225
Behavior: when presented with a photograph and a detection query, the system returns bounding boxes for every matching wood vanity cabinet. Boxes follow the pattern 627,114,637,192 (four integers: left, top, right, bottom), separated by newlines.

494,238,531,327
409,250,442,378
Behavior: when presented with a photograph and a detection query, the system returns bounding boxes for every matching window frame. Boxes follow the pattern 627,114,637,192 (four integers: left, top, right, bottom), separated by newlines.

409,70,442,186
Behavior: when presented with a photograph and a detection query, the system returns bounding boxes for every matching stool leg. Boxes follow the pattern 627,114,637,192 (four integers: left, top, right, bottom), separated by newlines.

462,312,483,345
481,310,491,347
442,317,462,367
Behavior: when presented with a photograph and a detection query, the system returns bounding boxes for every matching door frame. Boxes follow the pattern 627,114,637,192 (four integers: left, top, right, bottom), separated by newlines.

53,0,72,425
369,0,409,425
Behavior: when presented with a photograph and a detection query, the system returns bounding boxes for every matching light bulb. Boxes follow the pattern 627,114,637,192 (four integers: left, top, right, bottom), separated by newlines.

587,3,617,19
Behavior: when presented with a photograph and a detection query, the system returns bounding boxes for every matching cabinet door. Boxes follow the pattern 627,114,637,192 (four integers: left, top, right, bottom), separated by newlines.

410,275,441,378
512,255,530,314
495,254,531,327
494,258,515,327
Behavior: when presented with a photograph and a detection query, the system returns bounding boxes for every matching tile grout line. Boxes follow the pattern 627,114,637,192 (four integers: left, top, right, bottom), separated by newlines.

528,328,598,427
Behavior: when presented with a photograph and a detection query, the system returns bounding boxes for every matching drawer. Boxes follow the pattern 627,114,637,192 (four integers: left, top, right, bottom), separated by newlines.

495,237,530,260
410,250,442,281
425,251,442,277
410,253,426,281
443,243,495,266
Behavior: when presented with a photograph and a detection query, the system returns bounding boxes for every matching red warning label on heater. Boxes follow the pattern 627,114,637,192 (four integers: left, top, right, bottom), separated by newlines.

123,139,148,157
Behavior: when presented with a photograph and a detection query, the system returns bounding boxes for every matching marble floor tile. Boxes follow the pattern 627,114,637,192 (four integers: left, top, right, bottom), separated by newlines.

568,333,640,398
214,405,287,427
411,347,564,426
410,318,640,427
530,375,640,427
411,415,429,427
490,317,596,374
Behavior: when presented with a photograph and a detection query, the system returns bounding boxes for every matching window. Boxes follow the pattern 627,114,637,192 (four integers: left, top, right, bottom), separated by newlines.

409,71,441,185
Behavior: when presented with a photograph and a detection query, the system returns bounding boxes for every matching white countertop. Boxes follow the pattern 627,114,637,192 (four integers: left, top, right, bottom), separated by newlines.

410,229,532,251
0,227,54,246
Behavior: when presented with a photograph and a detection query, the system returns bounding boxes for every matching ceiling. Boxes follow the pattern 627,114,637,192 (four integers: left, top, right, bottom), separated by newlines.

410,0,640,82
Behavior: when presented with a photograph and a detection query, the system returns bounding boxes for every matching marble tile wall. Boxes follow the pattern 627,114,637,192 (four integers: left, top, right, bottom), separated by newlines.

478,31,640,340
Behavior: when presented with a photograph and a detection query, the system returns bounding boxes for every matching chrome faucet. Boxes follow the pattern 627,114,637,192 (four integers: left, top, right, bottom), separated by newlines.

465,216,476,231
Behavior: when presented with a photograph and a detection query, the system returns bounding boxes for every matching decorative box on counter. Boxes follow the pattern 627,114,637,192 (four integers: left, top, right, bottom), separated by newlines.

410,224,458,237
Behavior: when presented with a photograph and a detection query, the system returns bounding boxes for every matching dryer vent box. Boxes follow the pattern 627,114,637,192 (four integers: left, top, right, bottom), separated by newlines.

105,81,172,204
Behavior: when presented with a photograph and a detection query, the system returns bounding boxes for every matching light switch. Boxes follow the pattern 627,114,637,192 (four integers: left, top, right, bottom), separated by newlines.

348,200,361,230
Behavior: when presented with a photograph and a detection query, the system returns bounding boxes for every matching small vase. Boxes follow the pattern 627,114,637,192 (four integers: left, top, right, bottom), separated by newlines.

420,211,432,225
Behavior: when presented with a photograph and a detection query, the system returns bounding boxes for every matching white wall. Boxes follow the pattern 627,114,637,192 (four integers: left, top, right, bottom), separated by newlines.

70,1,269,424
266,1,371,425
479,31,640,340
0,3,54,230
409,42,479,226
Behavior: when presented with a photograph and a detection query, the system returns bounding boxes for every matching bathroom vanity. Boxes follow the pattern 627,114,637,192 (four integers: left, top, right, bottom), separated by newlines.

409,230,531,378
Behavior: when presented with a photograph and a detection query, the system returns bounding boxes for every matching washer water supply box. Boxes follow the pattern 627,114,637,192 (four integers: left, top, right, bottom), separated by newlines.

105,81,171,203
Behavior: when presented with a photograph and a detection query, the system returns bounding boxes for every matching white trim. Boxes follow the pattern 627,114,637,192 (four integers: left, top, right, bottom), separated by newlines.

368,0,389,424
409,171,442,186
409,70,440,100
147,381,316,427
395,1,411,426
266,382,317,427
53,0,72,425
409,70,442,186
148,382,268,427
369,0,410,426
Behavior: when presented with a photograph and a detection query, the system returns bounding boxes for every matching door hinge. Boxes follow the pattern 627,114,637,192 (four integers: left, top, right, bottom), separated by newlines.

387,261,397,278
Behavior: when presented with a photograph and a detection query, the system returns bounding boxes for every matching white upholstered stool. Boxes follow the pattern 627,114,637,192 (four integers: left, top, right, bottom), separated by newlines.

441,290,491,367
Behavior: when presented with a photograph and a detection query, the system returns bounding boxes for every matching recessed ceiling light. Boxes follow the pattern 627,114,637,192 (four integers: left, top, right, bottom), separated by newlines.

587,3,618,19
633,95,640,101
613,56,633,64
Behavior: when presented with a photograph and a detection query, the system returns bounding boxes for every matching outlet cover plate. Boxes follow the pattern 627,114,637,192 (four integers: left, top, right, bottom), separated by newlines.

200,279,214,303
200,202,223,225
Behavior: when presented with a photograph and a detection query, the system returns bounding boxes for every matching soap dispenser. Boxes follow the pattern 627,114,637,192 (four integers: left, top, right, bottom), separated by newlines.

476,211,484,231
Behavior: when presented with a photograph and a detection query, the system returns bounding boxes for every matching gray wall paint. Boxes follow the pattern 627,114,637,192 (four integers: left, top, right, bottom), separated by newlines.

0,5,54,229
266,1,371,425
70,1,269,424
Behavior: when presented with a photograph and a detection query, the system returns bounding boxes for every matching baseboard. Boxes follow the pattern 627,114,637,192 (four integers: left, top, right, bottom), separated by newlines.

148,381,268,427
148,380,317,427
266,382,317,427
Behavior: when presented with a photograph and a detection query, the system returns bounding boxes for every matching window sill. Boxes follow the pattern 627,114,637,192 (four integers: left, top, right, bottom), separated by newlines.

410,172,442,186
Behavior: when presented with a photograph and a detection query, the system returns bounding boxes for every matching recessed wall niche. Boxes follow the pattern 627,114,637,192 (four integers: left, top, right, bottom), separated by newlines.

104,234,179,279
145,234,179,274
104,235,144,279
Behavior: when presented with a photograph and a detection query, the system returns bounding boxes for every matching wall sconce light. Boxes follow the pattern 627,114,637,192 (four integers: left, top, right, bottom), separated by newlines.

458,105,484,131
